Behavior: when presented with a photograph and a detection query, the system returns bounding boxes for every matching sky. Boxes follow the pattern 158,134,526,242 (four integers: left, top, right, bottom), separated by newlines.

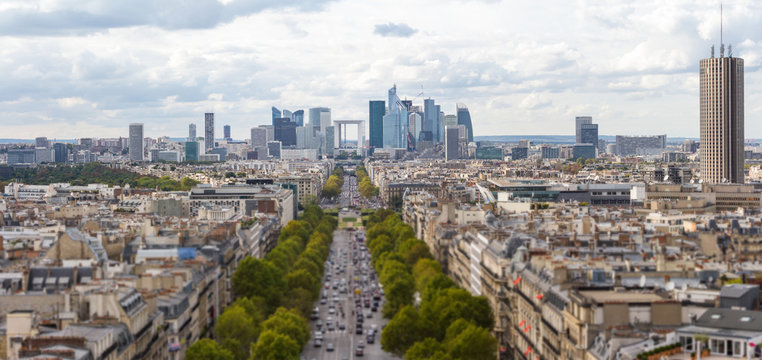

2,0,762,140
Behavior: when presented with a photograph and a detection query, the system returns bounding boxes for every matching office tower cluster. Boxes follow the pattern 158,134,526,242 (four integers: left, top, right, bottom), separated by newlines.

369,85,474,160
255,106,336,160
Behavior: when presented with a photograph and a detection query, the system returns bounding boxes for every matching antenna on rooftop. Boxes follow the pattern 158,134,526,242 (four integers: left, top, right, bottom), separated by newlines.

720,2,725,57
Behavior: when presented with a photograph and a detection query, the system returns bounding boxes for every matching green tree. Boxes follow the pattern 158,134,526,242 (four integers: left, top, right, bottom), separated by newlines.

405,338,452,360
412,258,443,292
442,320,497,360
300,194,319,207
216,304,261,360
421,273,457,303
419,288,495,340
281,287,315,318
405,243,433,267
381,305,424,356
180,177,199,190
261,307,310,347
284,269,317,295
186,339,234,360
249,330,300,360
232,257,285,314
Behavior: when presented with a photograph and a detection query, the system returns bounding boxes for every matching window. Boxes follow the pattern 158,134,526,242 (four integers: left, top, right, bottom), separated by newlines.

680,336,694,351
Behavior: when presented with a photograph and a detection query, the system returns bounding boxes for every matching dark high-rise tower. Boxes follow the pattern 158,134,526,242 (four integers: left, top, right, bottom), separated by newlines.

204,113,214,150
456,104,474,143
224,125,231,140
274,117,297,147
129,123,144,161
369,100,385,149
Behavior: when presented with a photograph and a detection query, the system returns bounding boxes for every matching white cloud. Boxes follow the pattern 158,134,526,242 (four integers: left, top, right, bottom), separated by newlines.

2,0,762,139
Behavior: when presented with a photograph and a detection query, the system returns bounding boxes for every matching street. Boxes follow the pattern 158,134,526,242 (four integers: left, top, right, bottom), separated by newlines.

301,224,399,360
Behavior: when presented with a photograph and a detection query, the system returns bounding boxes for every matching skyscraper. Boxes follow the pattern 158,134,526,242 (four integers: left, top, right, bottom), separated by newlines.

272,107,281,126
129,123,144,161
53,143,68,163
274,117,297,147
185,141,199,161
204,113,214,150
251,127,268,147
382,85,408,149
456,104,474,143
259,125,274,143
292,110,305,127
436,105,443,142
189,124,196,140
325,126,335,157
309,107,331,135
422,99,437,142
445,126,460,161
580,123,599,145
35,137,49,148
223,125,231,140
700,47,744,183
369,100,385,149
575,116,593,144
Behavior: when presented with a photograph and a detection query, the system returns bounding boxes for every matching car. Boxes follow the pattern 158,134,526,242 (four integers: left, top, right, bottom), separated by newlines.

315,331,323,340
329,308,335,315
326,343,334,352
371,306,377,312
356,326,363,334
316,320,323,329
327,323,335,331
338,323,345,330
355,347,364,356
357,340,365,348
367,335,375,344
314,339,322,347
366,312,372,319
320,298,326,305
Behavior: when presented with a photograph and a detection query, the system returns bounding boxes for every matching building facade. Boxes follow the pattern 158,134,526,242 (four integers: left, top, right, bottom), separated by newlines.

204,113,214,151
456,104,474,143
369,100,385,150
128,123,144,161
700,54,744,183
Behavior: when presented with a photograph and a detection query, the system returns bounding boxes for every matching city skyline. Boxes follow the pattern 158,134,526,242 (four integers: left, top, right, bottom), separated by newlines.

2,1,762,140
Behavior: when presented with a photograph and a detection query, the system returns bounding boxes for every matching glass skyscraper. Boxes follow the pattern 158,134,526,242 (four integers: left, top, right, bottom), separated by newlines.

292,110,305,127
422,99,437,142
369,100,385,149
272,107,281,126
382,85,408,149
456,104,474,143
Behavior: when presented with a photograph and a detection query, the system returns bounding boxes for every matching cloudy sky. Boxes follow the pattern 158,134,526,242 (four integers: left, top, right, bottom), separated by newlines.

2,0,762,140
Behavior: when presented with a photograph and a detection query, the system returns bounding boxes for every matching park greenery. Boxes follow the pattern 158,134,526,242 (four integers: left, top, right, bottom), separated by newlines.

364,209,497,360
0,163,199,190
320,166,344,199
186,205,337,360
